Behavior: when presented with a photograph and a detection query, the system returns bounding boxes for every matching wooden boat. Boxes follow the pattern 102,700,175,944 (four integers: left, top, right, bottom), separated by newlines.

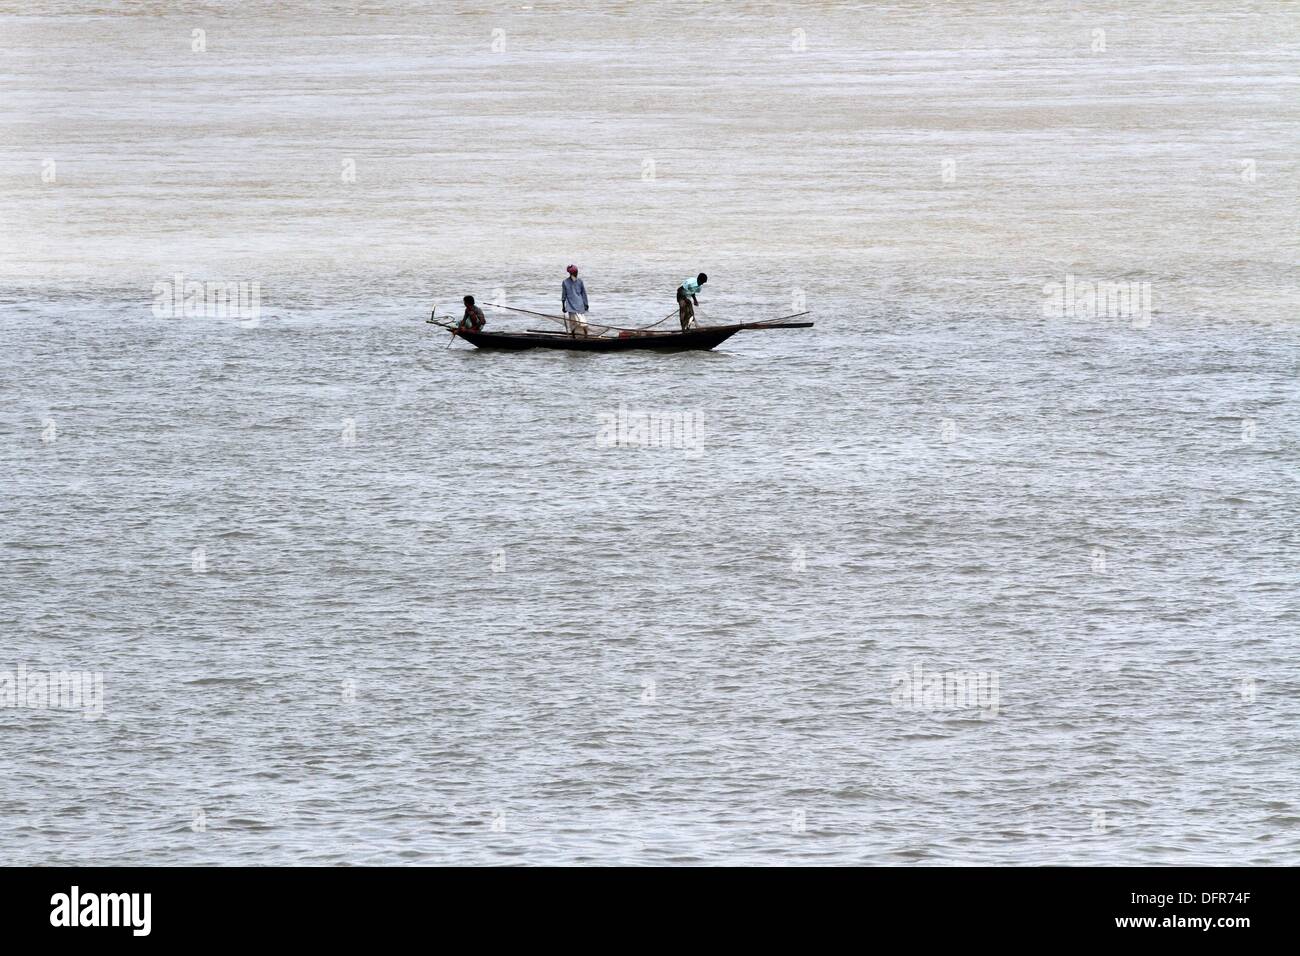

429,319,813,352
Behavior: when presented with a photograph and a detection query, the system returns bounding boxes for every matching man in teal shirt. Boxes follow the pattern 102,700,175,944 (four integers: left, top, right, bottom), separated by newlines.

677,273,707,330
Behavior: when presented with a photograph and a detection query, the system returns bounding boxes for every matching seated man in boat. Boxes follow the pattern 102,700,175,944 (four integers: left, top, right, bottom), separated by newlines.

677,273,707,331
458,295,486,332
561,264,590,336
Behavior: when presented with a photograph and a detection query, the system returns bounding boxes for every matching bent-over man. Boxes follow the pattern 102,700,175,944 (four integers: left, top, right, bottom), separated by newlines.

676,272,707,331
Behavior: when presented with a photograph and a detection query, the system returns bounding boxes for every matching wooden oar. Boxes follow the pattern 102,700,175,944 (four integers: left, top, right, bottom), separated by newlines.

740,312,813,329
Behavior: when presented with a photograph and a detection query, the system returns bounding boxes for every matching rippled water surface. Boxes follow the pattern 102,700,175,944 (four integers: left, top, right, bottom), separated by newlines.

2,2,1298,865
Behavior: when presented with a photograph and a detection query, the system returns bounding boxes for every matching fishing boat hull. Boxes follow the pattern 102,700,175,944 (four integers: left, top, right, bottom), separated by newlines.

452,325,745,352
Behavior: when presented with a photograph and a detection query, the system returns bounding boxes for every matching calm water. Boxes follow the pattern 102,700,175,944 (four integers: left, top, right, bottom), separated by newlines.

2,2,1298,865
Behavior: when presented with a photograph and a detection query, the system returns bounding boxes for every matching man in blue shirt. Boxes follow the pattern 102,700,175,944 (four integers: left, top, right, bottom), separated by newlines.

561,265,590,336
677,273,707,331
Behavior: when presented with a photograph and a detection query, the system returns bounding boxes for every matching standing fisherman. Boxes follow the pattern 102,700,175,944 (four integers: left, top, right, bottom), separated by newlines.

561,264,590,337
676,272,707,331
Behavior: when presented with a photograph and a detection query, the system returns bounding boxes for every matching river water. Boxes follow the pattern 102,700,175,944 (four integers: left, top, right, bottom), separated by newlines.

2,1,1298,864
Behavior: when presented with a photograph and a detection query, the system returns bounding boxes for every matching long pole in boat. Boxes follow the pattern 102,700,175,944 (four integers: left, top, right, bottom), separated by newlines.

484,303,569,323
487,302,675,335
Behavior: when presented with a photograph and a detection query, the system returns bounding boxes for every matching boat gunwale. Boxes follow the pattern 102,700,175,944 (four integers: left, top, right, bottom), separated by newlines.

427,317,812,352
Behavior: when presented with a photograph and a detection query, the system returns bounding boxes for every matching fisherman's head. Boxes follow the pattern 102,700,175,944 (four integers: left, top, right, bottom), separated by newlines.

567,265,578,277
463,295,475,306
697,273,708,285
